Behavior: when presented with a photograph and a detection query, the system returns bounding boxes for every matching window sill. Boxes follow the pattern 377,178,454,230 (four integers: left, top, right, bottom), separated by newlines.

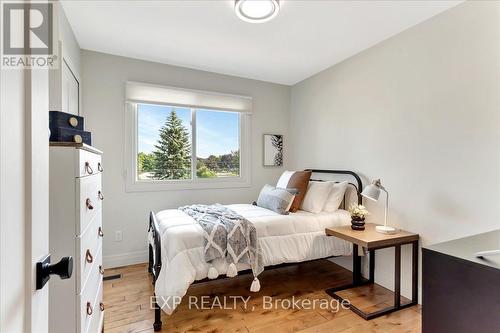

125,178,251,192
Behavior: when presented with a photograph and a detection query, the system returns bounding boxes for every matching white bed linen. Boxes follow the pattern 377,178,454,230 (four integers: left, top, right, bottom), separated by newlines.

151,204,352,314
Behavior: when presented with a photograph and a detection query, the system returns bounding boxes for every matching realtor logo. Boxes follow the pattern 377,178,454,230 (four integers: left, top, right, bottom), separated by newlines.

2,2,56,68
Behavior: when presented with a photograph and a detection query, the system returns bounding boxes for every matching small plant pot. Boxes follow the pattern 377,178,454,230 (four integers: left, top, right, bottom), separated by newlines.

351,216,365,230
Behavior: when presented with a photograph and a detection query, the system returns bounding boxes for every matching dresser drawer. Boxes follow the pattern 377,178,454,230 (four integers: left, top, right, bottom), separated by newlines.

77,213,103,293
77,256,103,333
76,174,102,235
77,149,102,178
87,281,104,333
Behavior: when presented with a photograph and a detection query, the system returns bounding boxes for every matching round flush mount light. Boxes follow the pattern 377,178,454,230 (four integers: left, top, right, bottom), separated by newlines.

235,0,280,23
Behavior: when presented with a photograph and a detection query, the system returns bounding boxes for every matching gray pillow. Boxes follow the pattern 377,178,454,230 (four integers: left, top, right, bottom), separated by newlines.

256,184,296,215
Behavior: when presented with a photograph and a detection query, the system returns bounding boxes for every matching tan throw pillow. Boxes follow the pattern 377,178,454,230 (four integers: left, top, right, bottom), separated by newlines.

276,170,312,212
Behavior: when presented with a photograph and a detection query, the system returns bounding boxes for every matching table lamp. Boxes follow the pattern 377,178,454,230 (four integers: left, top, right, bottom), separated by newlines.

361,179,396,234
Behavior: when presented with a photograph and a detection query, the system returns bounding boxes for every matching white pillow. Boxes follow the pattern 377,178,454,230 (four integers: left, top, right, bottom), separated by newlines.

323,181,348,212
300,181,333,213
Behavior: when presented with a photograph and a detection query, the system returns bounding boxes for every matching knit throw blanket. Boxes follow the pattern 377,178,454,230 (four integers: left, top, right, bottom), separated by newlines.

179,204,264,291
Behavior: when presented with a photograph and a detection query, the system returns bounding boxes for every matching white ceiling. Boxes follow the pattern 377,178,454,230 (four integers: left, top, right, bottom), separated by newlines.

61,0,461,85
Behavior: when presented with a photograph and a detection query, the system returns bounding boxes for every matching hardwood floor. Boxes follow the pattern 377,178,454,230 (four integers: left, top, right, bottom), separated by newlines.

103,260,421,333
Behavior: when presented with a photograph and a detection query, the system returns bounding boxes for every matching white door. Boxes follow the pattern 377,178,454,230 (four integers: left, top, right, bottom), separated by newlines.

0,8,50,333
0,68,51,333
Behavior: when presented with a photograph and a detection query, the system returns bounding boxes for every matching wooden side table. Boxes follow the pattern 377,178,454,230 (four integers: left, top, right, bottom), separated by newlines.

325,223,419,320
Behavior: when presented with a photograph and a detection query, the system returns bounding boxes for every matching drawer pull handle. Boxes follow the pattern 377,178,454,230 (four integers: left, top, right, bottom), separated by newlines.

98,162,103,172
84,162,94,175
98,227,104,237
99,265,104,275
100,302,105,311
85,249,93,263
86,302,93,316
98,191,104,200
86,198,94,210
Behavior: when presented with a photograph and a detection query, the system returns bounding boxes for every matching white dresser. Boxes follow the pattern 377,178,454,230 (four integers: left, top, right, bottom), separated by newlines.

49,143,104,333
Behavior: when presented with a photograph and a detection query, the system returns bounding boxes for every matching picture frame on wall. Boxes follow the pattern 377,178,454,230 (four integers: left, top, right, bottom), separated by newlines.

263,134,283,166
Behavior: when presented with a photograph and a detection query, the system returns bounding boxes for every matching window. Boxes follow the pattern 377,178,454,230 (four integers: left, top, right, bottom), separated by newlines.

136,104,241,181
196,109,240,178
125,82,251,191
137,104,192,180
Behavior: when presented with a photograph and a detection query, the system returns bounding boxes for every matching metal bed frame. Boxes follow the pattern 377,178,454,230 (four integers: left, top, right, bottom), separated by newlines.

148,169,363,331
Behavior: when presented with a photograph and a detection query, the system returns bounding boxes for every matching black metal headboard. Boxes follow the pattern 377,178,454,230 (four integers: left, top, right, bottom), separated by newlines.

305,169,363,205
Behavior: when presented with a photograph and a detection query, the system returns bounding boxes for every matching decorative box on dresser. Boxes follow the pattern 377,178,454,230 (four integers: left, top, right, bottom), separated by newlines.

49,143,104,333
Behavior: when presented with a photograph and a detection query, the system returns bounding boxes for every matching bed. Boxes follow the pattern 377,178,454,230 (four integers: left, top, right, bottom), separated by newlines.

148,169,363,331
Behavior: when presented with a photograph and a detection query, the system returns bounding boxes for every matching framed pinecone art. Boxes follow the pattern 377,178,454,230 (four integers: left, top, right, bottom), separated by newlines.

263,134,283,166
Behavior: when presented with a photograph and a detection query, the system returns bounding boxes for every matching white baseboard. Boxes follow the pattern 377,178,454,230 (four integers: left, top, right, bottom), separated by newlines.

103,250,148,269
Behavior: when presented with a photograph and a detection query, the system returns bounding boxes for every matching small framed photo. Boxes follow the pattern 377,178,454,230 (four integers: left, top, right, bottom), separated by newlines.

263,134,283,166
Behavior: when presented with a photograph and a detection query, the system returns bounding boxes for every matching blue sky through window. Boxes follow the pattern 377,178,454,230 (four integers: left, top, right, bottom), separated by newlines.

196,109,239,158
137,104,239,158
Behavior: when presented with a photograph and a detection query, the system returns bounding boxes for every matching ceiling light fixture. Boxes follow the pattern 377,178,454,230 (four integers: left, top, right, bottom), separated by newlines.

235,0,280,23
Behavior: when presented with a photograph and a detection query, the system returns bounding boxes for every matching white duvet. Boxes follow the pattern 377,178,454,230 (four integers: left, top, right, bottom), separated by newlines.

150,204,353,314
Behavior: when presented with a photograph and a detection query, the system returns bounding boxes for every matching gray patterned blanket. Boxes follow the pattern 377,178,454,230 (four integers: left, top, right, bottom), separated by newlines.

179,204,264,291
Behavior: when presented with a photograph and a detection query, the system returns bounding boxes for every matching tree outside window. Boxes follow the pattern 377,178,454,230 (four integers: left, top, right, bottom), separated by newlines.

136,104,240,181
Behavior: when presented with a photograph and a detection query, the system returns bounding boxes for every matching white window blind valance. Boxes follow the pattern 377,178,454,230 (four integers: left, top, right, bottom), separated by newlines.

126,81,253,113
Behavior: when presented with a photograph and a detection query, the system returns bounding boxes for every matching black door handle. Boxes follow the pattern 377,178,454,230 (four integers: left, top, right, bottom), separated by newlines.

36,254,73,290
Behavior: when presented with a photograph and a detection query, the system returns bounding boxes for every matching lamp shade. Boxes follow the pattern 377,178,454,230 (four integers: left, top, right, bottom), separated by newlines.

361,184,381,201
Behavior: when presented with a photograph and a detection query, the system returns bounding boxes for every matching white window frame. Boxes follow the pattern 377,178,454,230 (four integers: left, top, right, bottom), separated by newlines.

124,102,251,192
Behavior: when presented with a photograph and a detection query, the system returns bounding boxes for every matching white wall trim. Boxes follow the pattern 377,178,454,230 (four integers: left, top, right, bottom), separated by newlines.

103,250,148,269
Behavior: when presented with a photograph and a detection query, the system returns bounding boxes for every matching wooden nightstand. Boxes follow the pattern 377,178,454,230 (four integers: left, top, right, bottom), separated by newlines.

325,223,419,320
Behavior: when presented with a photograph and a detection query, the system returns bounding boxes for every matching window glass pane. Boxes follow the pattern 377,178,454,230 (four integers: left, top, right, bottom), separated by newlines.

196,109,240,178
137,104,192,180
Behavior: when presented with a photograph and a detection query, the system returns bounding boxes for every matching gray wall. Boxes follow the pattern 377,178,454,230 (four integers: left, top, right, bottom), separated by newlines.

81,50,290,267
290,1,500,300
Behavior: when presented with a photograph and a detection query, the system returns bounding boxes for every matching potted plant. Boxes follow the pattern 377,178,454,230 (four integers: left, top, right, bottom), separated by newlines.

348,203,369,230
